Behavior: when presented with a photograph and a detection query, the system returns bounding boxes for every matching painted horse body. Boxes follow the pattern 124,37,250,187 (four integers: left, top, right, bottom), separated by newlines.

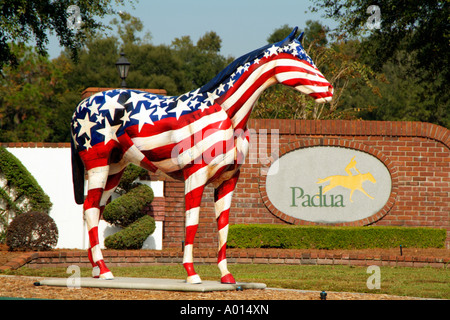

71,27,333,283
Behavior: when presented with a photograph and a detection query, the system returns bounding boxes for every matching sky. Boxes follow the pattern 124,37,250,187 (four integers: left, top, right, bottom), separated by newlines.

48,0,338,60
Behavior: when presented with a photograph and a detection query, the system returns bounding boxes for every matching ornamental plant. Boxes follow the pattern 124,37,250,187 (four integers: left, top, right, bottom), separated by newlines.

0,147,52,242
6,211,58,251
103,164,155,249
227,224,446,249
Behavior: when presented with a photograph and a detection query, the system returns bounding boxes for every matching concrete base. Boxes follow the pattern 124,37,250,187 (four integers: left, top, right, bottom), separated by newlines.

36,277,267,292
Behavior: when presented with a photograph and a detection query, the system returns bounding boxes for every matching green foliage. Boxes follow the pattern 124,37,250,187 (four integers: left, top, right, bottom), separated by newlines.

227,224,446,250
0,147,52,213
0,43,78,142
103,183,153,229
310,0,449,76
6,211,58,251
353,49,449,127
116,164,148,194
63,36,120,91
104,214,155,250
309,0,449,128
103,177,155,250
0,0,136,69
0,147,52,242
63,14,231,97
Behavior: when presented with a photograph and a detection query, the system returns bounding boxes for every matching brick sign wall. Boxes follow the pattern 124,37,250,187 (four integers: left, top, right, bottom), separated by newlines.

152,119,449,249
3,119,447,250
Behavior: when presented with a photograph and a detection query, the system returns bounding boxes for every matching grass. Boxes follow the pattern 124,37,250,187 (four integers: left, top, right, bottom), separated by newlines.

3,264,449,300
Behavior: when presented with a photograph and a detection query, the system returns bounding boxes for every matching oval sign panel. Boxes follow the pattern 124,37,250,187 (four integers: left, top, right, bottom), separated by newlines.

265,146,392,224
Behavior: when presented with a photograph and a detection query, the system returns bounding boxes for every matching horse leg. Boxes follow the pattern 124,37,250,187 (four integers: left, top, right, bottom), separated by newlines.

214,170,240,284
84,164,114,279
358,187,374,200
182,170,207,284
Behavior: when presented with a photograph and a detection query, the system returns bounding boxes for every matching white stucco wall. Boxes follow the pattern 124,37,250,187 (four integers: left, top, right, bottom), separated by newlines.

6,147,163,250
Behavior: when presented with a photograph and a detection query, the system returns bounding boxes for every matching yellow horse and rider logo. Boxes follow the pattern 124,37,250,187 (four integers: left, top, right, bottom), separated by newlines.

317,156,377,203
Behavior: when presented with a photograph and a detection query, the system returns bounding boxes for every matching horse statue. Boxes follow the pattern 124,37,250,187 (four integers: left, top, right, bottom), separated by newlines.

71,27,333,283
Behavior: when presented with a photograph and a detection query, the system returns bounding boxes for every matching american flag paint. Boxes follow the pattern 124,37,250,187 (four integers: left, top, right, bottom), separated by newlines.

71,27,333,283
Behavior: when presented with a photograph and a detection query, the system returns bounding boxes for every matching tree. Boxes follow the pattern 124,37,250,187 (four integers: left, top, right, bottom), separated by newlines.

197,31,222,53
63,13,230,96
0,43,76,142
310,0,449,74
0,0,135,69
110,11,150,47
63,36,120,90
309,0,449,127
171,33,232,91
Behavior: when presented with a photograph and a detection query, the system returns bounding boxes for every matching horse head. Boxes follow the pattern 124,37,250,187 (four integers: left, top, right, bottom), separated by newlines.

273,27,333,103
364,173,377,184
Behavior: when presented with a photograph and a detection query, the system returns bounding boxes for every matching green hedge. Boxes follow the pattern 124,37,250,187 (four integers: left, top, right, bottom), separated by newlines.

228,224,446,249
103,184,154,228
104,215,155,250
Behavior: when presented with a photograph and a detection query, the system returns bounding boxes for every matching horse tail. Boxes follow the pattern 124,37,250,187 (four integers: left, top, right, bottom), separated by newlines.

71,138,85,205
317,177,330,184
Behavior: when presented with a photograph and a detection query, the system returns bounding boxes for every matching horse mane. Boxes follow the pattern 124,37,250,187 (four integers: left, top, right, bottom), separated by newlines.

199,27,298,94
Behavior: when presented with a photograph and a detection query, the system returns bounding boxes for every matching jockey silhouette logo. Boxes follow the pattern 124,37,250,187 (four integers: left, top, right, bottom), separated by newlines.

317,156,376,203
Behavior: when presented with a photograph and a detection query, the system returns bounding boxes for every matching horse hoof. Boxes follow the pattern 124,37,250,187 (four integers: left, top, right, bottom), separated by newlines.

186,274,202,284
99,271,114,280
92,266,100,278
221,273,236,284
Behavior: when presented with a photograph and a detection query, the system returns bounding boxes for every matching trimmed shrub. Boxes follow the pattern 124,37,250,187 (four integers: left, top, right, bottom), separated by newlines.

0,147,52,214
6,211,58,251
227,224,446,249
103,180,155,250
104,215,155,250
117,164,148,194
0,147,52,242
103,184,154,228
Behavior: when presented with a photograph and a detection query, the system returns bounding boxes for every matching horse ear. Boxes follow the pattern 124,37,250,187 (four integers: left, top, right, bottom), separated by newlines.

289,27,299,40
279,27,298,46
296,32,304,43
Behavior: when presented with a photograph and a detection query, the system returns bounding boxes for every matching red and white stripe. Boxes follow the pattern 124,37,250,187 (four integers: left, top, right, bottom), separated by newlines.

214,170,240,283
218,53,333,129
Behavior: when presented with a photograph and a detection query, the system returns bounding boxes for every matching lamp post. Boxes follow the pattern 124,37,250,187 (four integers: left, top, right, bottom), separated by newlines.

115,52,130,88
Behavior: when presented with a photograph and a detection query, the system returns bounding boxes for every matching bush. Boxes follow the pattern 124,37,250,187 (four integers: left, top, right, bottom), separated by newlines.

103,184,154,228
0,147,52,214
104,215,155,250
117,164,148,194
227,224,446,249
0,147,52,242
6,211,58,251
103,181,156,250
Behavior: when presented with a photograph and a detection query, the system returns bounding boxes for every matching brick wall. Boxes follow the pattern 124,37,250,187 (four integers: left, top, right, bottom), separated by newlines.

3,119,448,250
152,119,450,249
